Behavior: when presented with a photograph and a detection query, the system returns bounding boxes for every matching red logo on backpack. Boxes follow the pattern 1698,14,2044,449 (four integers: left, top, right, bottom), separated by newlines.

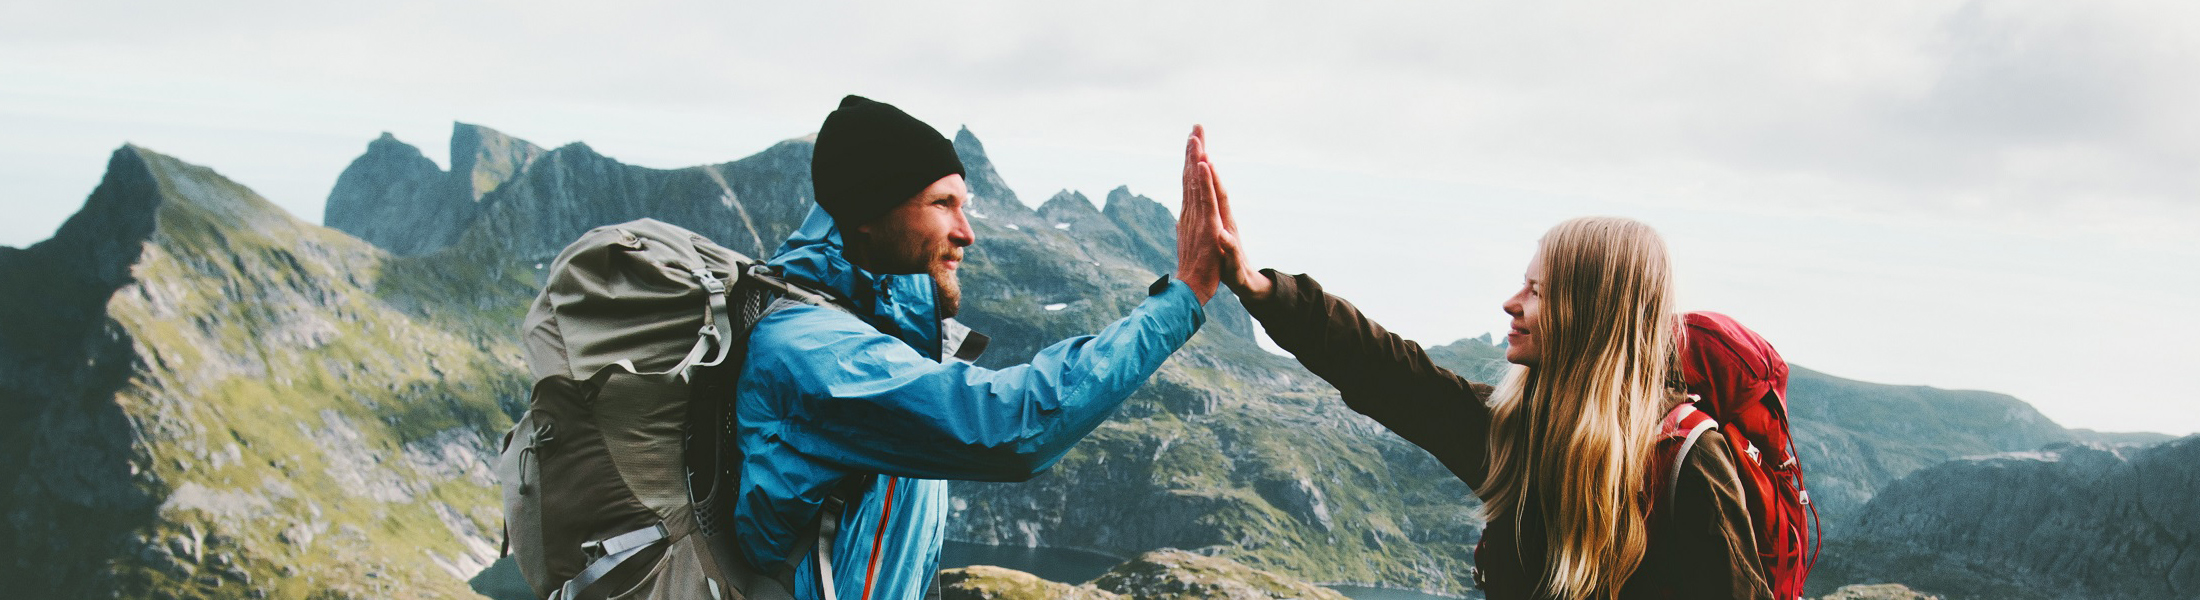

1658,311,1819,600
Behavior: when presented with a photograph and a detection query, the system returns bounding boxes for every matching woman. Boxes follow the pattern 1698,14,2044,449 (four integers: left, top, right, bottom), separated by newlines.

1181,129,1772,600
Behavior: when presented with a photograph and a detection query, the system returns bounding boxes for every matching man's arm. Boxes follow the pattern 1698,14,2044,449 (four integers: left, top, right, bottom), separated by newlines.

743,126,1222,482
745,270,1205,483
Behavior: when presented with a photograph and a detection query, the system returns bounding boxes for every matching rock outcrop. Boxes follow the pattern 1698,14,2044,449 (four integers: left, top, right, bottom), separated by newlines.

1091,549,1350,600
939,549,1349,600
939,565,1123,600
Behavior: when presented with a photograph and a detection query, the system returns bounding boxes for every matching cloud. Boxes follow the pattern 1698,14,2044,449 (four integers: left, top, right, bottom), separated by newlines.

7,1,2193,221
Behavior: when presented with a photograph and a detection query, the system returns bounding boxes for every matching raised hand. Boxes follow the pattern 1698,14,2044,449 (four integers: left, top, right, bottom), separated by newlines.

1175,125,1222,303
1189,128,1271,302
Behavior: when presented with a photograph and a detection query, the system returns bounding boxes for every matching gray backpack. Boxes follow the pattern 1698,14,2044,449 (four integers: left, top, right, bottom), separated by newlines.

497,218,853,600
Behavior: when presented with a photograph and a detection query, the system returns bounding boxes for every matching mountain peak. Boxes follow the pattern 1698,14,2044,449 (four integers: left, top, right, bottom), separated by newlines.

24,145,312,295
327,124,549,255
28,146,163,289
953,125,982,153
953,127,1024,215
361,132,428,160
1039,189,1099,215
449,122,545,200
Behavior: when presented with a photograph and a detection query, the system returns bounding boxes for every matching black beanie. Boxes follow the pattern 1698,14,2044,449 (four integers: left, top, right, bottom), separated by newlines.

811,95,967,227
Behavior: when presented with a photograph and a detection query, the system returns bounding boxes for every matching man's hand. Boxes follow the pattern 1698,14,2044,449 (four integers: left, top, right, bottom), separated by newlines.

1176,126,1223,303
1184,128,1272,303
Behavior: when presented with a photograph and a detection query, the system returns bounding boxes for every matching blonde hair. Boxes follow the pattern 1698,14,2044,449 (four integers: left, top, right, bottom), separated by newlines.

1476,216,1677,600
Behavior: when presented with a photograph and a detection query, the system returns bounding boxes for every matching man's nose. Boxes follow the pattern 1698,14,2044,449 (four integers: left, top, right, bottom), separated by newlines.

949,211,976,247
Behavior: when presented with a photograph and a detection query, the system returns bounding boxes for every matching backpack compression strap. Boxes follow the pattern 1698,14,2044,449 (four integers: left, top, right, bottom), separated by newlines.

668,267,738,381
550,523,668,600
547,479,866,600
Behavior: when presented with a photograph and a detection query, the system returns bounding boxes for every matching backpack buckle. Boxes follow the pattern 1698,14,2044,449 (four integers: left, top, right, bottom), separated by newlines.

692,268,726,295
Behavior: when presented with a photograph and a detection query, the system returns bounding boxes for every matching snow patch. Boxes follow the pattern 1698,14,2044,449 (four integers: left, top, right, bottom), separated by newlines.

1053,223,1071,230
1044,303,1070,311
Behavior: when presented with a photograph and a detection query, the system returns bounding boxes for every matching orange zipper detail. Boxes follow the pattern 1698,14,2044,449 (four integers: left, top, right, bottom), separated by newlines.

860,477,899,600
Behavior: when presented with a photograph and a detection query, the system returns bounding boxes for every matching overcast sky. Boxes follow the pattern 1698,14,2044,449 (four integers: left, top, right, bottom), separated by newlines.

3,1,2195,434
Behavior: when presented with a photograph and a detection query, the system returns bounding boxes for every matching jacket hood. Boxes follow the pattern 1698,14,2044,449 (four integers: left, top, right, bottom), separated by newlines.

767,204,943,355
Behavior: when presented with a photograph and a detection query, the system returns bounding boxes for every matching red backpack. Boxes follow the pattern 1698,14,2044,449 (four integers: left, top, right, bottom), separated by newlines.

1655,311,1819,599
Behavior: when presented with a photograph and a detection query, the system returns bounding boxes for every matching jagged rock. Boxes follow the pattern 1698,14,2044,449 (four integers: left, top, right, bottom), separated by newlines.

1254,477,1333,533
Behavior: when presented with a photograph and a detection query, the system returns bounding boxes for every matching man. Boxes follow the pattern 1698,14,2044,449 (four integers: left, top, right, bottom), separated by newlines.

732,95,1222,600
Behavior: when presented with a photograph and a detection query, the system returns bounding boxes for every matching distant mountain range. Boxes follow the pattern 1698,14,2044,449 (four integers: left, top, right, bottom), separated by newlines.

1810,436,2200,599
0,122,2183,599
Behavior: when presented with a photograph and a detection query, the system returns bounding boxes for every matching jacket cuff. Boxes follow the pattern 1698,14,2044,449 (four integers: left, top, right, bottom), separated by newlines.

1146,276,1207,330
1245,268,1305,315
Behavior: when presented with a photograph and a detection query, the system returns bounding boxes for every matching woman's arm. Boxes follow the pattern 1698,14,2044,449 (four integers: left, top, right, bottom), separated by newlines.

1240,269,1495,484
1182,126,1493,483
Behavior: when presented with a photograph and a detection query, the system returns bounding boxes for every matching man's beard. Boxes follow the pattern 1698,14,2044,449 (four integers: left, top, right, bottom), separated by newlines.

932,264,961,318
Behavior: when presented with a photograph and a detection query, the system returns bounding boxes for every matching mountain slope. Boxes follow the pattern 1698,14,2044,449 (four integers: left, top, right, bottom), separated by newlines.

1,145,526,598
1811,435,2200,599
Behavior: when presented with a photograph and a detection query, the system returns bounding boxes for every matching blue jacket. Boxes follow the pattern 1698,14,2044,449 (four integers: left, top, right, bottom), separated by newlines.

733,206,1204,600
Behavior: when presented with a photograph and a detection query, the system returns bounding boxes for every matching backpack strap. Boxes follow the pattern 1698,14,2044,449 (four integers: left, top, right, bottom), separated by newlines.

1659,401,1718,511
745,264,857,313
939,319,989,364
551,523,670,600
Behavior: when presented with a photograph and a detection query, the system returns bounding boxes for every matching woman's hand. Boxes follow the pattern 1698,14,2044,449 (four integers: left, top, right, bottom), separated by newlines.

1185,127,1272,303
1174,126,1222,303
